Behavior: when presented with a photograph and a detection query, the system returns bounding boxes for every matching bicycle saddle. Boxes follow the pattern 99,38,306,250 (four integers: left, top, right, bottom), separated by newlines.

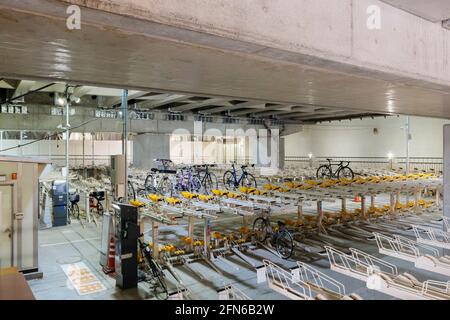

326,158,333,161
150,168,159,173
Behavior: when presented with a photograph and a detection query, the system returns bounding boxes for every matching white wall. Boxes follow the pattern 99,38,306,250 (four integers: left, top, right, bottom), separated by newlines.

285,116,450,158
0,139,132,166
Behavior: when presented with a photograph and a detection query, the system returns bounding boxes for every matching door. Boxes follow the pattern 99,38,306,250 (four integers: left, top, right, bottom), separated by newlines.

0,185,13,268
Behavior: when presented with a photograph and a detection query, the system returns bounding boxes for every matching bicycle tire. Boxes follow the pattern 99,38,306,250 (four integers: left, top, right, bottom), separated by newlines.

202,172,218,194
276,230,294,259
242,173,257,188
158,177,173,197
144,174,155,193
97,202,104,216
154,274,168,300
337,166,354,180
128,181,136,200
73,203,80,220
189,176,202,193
223,171,236,190
252,217,270,242
316,165,332,179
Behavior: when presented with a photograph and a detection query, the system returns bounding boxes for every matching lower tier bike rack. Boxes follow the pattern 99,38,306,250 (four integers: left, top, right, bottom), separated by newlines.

325,246,450,300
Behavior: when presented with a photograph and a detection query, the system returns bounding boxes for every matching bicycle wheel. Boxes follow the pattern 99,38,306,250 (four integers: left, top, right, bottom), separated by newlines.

154,274,169,300
189,176,202,193
202,172,218,194
144,174,155,193
242,173,257,188
97,202,104,216
252,217,270,242
276,230,294,259
316,165,332,179
128,181,136,200
73,204,80,220
337,166,354,180
158,177,173,197
223,171,236,190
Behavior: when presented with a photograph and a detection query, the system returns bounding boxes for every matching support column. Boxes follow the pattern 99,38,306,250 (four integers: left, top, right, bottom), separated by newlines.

360,196,366,219
341,198,347,213
444,125,450,224
152,221,159,260
316,201,326,234
121,89,128,203
390,193,396,214
297,203,303,221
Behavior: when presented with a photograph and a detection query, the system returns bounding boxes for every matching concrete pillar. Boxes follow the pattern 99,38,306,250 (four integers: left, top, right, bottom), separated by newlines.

279,137,285,170
132,133,170,168
443,125,450,224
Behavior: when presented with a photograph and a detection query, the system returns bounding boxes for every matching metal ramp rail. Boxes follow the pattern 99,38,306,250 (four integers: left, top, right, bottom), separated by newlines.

293,261,363,300
444,217,450,232
326,246,450,300
373,233,450,276
260,259,314,300
412,225,450,250
217,284,251,300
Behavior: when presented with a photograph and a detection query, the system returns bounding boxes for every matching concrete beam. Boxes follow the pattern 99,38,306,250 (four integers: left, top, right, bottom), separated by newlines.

146,94,193,109
1,0,449,118
169,98,231,112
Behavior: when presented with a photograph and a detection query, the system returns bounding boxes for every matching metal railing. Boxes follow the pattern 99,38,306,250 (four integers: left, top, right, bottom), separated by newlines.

285,156,443,173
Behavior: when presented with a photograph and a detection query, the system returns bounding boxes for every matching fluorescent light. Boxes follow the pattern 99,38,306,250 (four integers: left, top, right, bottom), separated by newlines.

72,96,81,104
56,97,66,106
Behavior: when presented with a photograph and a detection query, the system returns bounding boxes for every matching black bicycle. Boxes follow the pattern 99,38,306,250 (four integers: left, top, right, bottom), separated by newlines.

252,216,294,259
194,164,218,194
138,234,168,300
316,158,354,180
223,163,257,190
68,193,80,222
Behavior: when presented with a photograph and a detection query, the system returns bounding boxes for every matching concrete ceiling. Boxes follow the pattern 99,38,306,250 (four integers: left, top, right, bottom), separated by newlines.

0,79,383,123
381,0,450,22
0,1,449,121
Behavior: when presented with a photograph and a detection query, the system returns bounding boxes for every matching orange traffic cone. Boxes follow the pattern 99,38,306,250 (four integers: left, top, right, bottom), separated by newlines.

103,237,115,274
353,195,361,203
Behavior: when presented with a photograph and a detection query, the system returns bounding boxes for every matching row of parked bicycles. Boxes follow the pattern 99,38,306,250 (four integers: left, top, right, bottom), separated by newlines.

128,159,259,198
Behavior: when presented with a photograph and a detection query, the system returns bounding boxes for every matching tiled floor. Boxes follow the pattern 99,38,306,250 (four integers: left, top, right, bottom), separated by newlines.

28,195,447,300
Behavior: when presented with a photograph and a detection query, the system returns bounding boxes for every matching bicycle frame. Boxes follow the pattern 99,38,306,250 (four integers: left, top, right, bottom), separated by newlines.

229,164,249,186
325,160,349,177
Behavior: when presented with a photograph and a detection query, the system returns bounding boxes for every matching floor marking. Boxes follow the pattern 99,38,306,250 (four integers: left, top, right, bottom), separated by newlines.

61,261,106,295
40,237,100,247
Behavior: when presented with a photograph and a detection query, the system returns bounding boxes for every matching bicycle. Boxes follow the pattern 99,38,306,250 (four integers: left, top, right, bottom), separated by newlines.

143,159,177,196
89,191,105,216
138,234,168,300
252,214,294,259
174,167,202,194
223,163,257,190
193,164,218,194
68,193,81,224
316,158,354,180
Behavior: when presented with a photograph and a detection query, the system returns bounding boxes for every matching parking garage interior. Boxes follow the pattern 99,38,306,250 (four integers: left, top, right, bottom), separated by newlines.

1,0,450,303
